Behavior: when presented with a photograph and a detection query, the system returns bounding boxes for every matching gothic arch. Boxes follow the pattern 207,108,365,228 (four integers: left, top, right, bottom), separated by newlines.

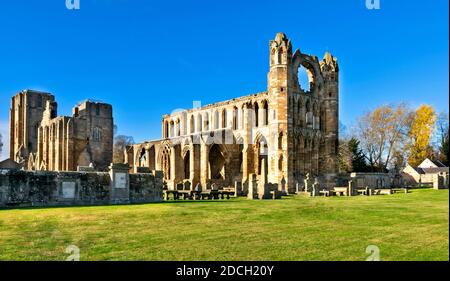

158,143,172,180
209,144,225,180
190,115,195,134
292,50,324,93
221,108,227,128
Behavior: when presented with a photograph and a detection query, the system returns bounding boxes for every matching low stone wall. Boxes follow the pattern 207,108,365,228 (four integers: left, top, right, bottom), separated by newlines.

350,172,398,188
0,167,163,208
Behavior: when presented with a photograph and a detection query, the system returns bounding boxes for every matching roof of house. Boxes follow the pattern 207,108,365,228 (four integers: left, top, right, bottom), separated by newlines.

430,159,446,168
0,158,22,170
421,167,449,174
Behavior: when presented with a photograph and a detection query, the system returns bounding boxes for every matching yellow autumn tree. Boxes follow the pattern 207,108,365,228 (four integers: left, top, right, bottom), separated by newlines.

407,104,437,166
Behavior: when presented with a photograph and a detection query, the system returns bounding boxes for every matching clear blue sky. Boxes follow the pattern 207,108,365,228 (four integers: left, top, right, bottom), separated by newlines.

0,0,448,160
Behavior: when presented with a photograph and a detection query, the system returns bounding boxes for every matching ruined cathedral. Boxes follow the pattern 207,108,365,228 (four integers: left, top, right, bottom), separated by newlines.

9,90,113,171
127,33,339,193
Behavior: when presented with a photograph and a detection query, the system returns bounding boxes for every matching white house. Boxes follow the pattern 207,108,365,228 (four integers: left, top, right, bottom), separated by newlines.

403,158,449,188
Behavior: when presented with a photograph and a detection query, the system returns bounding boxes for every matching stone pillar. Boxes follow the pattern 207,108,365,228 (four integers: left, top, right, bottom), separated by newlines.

242,104,251,187
234,181,242,197
247,174,257,200
109,163,130,204
257,158,270,199
189,144,196,186
312,178,320,197
304,173,312,192
170,146,177,189
200,142,209,187
348,180,355,196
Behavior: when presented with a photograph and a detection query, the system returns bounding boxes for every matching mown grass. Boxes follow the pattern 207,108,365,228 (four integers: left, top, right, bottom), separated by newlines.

0,188,448,261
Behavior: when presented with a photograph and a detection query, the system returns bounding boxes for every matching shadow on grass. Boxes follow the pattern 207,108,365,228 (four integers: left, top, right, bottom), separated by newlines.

0,197,248,211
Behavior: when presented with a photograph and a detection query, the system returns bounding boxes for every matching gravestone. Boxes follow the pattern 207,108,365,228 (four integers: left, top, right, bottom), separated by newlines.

77,166,95,172
348,180,355,196
176,182,184,191
136,167,151,173
247,174,257,200
234,181,242,197
304,173,312,192
183,181,191,191
195,183,202,192
257,158,270,199
311,178,320,197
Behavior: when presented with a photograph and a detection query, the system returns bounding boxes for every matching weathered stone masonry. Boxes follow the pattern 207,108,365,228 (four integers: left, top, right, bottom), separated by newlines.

128,33,339,193
0,165,163,208
9,90,114,172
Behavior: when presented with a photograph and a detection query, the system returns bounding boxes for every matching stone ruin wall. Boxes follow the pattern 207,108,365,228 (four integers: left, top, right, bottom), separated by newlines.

0,168,163,209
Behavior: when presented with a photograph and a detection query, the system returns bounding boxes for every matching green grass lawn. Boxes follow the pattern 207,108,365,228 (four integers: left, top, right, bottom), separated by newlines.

0,188,448,261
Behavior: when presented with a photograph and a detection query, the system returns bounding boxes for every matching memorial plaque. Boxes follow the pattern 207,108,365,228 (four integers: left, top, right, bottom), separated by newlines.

115,172,127,189
62,182,76,199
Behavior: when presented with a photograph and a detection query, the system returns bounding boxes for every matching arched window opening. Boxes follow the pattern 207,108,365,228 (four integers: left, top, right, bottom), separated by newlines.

257,140,268,175
238,144,243,173
278,132,283,150
298,65,312,92
222,109,227,128
278,49,284,64
176,119,181,136
278,155,283,171
190,115,195,134
232,107,238,130
161,146,171,180
204,112,210,131
254,102,259,127
209,144,225,180
262,101,269,126
148,146,155,170
184,152,190,179
169,121,175,137
197,114,202,133
139,148,146,167
214,110,219,130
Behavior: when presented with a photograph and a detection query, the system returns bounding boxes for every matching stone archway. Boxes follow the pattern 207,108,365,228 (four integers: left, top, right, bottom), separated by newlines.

209,144,225,180
184,151,190,180
160,145,171,180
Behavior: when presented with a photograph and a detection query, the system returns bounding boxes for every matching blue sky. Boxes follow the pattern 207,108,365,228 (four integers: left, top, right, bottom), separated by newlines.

0,0,448,160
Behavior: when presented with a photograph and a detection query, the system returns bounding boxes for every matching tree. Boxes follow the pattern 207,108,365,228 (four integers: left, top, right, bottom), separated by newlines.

0,132,3,156
338,137,369,173
435,113,449,166
348,137,369,172
356,103,412,172
113,135,134,164
407,105,437,166
440,130,449,166
338,139,353,173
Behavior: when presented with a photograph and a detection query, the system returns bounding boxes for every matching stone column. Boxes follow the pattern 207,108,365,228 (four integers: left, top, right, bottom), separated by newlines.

257,158,270,199
348,180,355,196
200,142,209,186
170,146,176,181
189,143,196,185
258,101,264,127
242,104,252,187
247,173,257,200
234,181,242,197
